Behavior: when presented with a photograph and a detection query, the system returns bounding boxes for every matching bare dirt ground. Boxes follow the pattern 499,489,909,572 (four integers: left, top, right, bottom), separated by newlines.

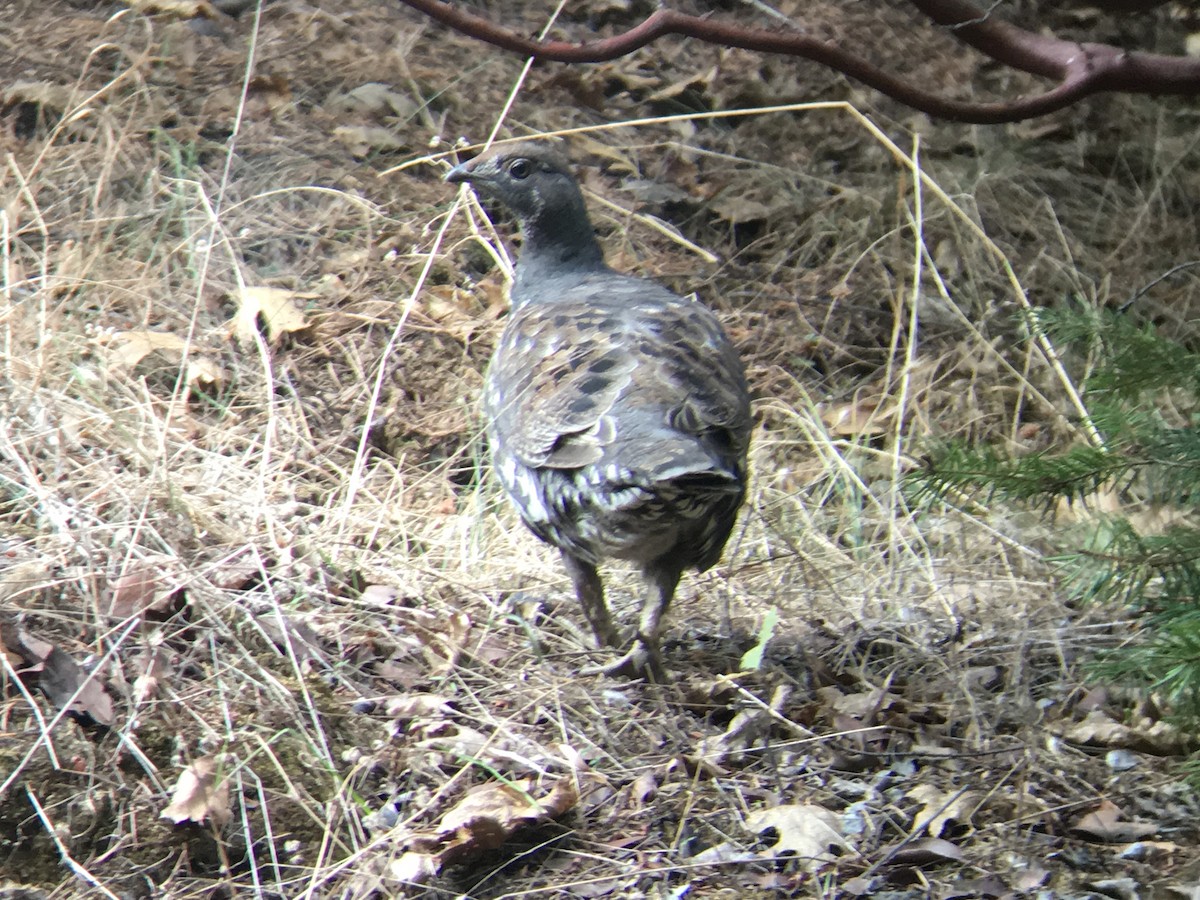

2,1,1200,897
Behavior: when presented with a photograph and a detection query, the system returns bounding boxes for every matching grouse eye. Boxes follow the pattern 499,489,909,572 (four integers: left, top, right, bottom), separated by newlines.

508,159,532,180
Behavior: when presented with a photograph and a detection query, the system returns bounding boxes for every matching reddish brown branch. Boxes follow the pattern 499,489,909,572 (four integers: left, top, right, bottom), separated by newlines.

398,0,1200,124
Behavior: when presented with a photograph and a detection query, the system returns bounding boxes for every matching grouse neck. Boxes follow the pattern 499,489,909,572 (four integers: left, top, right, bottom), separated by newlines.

510,205,608,306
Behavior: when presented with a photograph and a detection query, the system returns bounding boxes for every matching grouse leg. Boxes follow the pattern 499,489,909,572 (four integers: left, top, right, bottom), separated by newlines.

594,559,684,681
561,551,620,648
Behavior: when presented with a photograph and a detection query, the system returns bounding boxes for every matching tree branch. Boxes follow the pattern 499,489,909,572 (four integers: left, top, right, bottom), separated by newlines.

397,0,1200,124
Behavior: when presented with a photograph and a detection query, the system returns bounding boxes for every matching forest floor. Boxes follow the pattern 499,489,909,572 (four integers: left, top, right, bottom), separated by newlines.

2,0,1200,897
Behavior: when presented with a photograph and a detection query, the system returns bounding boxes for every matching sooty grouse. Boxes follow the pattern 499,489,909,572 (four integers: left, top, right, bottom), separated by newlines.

447,142,751,678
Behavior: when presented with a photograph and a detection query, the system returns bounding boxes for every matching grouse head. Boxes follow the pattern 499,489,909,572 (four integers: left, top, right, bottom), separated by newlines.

446,141,605,282
446,141,580,219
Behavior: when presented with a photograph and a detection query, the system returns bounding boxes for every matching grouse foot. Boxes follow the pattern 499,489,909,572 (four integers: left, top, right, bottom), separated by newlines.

582,641,665,681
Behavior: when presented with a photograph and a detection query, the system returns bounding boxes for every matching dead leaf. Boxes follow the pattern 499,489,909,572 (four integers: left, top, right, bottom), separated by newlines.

10,630,115,727
106,554,186,619
247,75,291,114
1070,800,1158,843
132,645,173,704
1118,840,1181,862
745,804,849,870
233,287,311,345
2,81,74,114
888,836,964,866
49,240,89,297
207,557,260,591
570,134,639,175
385,693,455,721
695,707,772,767
841,875,876,896
389,777,577,885
645,66,717,104
1061,709,1188,755
332,124,407,157
422,284,492,342
689,841,758,866
816,685,899,720
108,330,186,368
161,756,231,826
710,193,785,225
326,82,417,119
1012,865,1051,891
908,785,980,838
630,771,658,805
107,330,225,391
819,395,893,437
360,584,400,606
257,612,325,669
1076,685,1110,712
415,723,490,758
0,617,23,669
444,778,575,829
1084,878,1139,900
396,607,472,672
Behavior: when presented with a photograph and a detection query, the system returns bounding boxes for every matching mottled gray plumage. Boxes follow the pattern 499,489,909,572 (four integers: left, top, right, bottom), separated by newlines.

447,141,751,678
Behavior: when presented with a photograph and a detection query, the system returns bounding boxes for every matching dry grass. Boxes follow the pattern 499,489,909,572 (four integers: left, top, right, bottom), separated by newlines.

3,0,1200,896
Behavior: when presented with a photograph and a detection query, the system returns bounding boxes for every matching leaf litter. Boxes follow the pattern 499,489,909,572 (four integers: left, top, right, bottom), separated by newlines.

3,0,1200,896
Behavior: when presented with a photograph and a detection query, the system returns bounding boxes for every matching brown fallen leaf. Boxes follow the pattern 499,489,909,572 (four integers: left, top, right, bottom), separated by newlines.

908,785,981,838
1070,799,1158,843
389,777,577,885
841,875,877,896
819,395,894,437
257,612,326,670
573,134,640,174
161,756,232,826
3,78,73,107
396,607,472,673
10,630,115,727
233,286,311,345
107,330,225,391
630,771,658,806
695,707,772,767
247,74,291,114
888,836,964,866
106,554,186,619
107,330,189,369
206,556,260,591
132,645,174,704
1061,709,1188,755
745,803,850,871
332,125,408,157
360,584,400,607
325,82,418,119
816,686,900,720
385,693,455,721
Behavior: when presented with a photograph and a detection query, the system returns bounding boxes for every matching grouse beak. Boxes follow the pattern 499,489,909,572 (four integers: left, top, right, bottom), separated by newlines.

445,161,473,185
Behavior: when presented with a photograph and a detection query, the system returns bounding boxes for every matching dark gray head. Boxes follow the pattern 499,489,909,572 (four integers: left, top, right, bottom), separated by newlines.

446,141,607,289
446,142,579,220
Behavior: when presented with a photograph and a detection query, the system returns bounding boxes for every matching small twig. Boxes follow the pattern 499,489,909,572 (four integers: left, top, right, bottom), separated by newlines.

1118,260,1200,312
